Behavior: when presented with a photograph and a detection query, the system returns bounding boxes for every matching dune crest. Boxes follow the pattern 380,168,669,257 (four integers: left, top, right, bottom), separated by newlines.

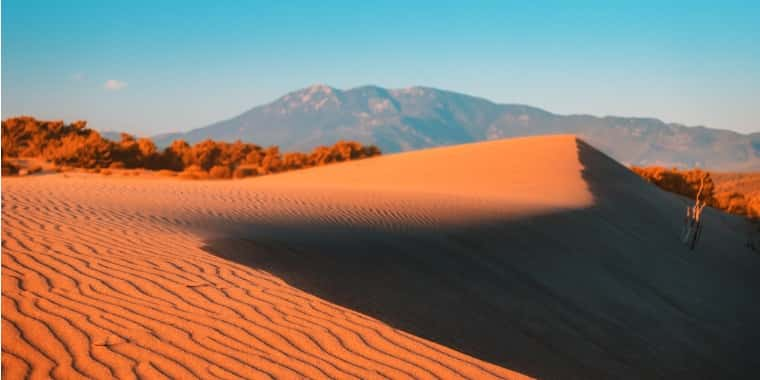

254,135,593,210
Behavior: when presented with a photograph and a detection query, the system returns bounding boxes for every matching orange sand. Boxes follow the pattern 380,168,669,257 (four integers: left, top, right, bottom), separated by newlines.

3,135,758,379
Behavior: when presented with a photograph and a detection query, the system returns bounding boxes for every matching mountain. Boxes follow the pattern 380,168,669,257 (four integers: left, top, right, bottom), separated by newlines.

99,131,124,142
153,84,760,171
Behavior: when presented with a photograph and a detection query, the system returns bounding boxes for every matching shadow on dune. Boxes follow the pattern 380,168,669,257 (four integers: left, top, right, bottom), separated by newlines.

200,140,760,379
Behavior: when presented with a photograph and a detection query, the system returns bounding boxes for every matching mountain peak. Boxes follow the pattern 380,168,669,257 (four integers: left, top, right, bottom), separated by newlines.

266,84,343,114
390,86,428,96
277,84,339,102
304,83,336,95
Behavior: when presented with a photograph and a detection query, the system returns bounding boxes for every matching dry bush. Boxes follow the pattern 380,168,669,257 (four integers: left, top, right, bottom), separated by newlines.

2,161,20,176
2,117,73,158
157,169,178,177
308,140,382,166
101,169,113,176
632,165,760,219
282,152,310,170
41,128,113,168
178,165,210,180
713,191,747,215
191,140,223,171
209,165,232,179
177,172,198,180
162,140,190,171
713,172,760,198
747,197,760,218
3,116,383,179
631,166,715,203
257,146,281,174
178,171,209,180
233,165,258,179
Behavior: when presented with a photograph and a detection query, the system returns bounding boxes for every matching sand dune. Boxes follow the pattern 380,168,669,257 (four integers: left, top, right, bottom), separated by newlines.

3,135,760,379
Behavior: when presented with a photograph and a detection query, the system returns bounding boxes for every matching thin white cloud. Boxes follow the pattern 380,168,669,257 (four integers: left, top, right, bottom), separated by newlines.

104,79,128,91
71,73,86,81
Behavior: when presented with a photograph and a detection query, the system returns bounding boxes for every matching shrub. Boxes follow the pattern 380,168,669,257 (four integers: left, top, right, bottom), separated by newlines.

178,164,208,180
631,165,760,219
2,116,383,179
209,165,232,179
162,140,191,171
157,169,178,177
2,161,20,176
631,166,715,204
178,171,209,180
177,172,196,180
43,131,114,168
282,152,310,170
233,165,258,178
713,191,748,215
258,146,281,174
192,140,223,171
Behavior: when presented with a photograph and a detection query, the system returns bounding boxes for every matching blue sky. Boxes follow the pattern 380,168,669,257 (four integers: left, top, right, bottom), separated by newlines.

2,1,759,135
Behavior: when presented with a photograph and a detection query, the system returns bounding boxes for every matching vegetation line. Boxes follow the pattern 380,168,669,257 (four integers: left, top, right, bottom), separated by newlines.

2,116,381,179
631,166,759,219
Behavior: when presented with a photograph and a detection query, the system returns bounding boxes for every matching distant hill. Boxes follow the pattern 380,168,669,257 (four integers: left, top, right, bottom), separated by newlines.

153,84,760,171
98,131,124,142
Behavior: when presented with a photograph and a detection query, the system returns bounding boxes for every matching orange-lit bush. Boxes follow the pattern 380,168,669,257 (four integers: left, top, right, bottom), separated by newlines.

2,160,20,176
209,165,232,179
631,166,715,203
631,165,760,219
2,116,382,177
43,131,114,168
2,117,114,168
712,191,748,216
233,165,258,178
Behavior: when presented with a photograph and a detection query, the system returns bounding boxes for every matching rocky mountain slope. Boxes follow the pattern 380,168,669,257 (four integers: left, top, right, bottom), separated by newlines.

153,84,760,171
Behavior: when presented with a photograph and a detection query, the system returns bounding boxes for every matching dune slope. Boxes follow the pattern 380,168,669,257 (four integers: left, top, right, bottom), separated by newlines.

3,135,760,379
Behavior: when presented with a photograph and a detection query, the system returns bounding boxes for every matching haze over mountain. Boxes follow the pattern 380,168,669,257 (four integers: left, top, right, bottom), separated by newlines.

153,84,760,171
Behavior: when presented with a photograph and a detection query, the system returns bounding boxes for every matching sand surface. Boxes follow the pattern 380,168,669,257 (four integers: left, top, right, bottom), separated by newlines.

3,135,760,379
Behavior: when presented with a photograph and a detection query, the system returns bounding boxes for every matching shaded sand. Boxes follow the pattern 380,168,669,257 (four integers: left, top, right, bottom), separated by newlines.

3,135,760,379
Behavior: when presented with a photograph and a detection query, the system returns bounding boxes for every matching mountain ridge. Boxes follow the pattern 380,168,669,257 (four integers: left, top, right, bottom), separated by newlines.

152,84,760,171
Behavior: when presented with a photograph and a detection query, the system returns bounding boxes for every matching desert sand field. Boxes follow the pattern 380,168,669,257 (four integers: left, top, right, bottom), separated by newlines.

3,135,760,379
